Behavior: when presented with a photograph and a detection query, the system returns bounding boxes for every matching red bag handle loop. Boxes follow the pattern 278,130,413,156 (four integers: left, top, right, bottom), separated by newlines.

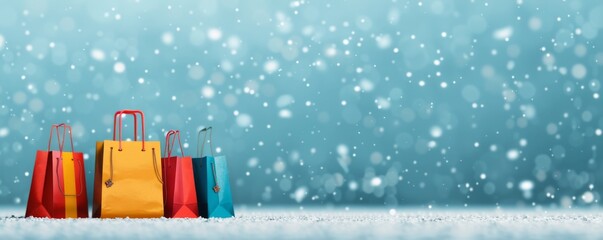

48,123,84,197
114,110,145,151
56,157,85,197
164,130,176,158
165,130,184,158
47,124,67,153
58,123,75,155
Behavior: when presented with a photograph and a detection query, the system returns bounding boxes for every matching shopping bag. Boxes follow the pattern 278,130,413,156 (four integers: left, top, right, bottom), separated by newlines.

25,124,88,218
92,110,164,218
192,127,235,218
162,130,199,218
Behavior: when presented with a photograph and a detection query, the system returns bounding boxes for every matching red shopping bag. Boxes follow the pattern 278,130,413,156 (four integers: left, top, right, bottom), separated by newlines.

162,130,199,218
25,124,88,218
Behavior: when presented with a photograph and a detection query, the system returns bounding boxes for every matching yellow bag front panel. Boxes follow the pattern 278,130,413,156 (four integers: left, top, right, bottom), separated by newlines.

98,140,163,218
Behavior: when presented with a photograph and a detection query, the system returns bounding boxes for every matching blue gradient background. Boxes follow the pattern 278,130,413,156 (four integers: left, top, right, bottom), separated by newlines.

1,0,603,208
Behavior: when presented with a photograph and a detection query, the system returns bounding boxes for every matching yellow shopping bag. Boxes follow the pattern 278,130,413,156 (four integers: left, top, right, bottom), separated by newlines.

92,110,164,218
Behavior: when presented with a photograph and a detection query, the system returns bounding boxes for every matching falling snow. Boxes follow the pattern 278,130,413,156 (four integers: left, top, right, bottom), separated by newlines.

0,0,600,211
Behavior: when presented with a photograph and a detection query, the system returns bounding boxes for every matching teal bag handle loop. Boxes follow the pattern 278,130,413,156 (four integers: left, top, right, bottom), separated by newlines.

196,127,214,157
197,126,221,192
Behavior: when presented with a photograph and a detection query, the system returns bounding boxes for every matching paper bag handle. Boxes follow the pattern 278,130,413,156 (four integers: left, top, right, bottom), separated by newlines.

114,110,145,151
56,157,85,197
113,111,137,141
165,130,184,158
48,123,84,197
48,124,66,153
197,127,214,157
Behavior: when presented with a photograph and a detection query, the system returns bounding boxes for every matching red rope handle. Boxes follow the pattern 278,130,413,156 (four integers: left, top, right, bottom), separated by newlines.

165,130,184,158
164,130,176,158
115,110,145,151
48,124,58,152
58,124,75,154
50,123,85,197
47,124,67,153
113,111,137,141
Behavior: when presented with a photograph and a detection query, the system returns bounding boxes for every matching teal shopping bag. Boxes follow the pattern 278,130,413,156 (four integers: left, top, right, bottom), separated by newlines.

192,127,235,218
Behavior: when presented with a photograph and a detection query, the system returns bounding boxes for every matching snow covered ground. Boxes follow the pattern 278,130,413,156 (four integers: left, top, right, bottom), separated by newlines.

1,207,603,239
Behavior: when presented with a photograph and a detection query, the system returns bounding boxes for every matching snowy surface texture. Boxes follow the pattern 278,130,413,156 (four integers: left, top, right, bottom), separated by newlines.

1,0,603,209
2,208,603,239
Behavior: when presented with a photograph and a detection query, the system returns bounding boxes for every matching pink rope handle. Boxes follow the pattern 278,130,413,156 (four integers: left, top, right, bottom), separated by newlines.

58,124,75,154
47,124,67,153
50,123,85,197
164,130,176,158
115,110,145,151
165,130,184,158
172,131,183,157
113,111,137,141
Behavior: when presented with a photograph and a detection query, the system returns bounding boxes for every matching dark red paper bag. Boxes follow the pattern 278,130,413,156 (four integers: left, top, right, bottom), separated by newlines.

162,130,199,218
26,124,88,218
